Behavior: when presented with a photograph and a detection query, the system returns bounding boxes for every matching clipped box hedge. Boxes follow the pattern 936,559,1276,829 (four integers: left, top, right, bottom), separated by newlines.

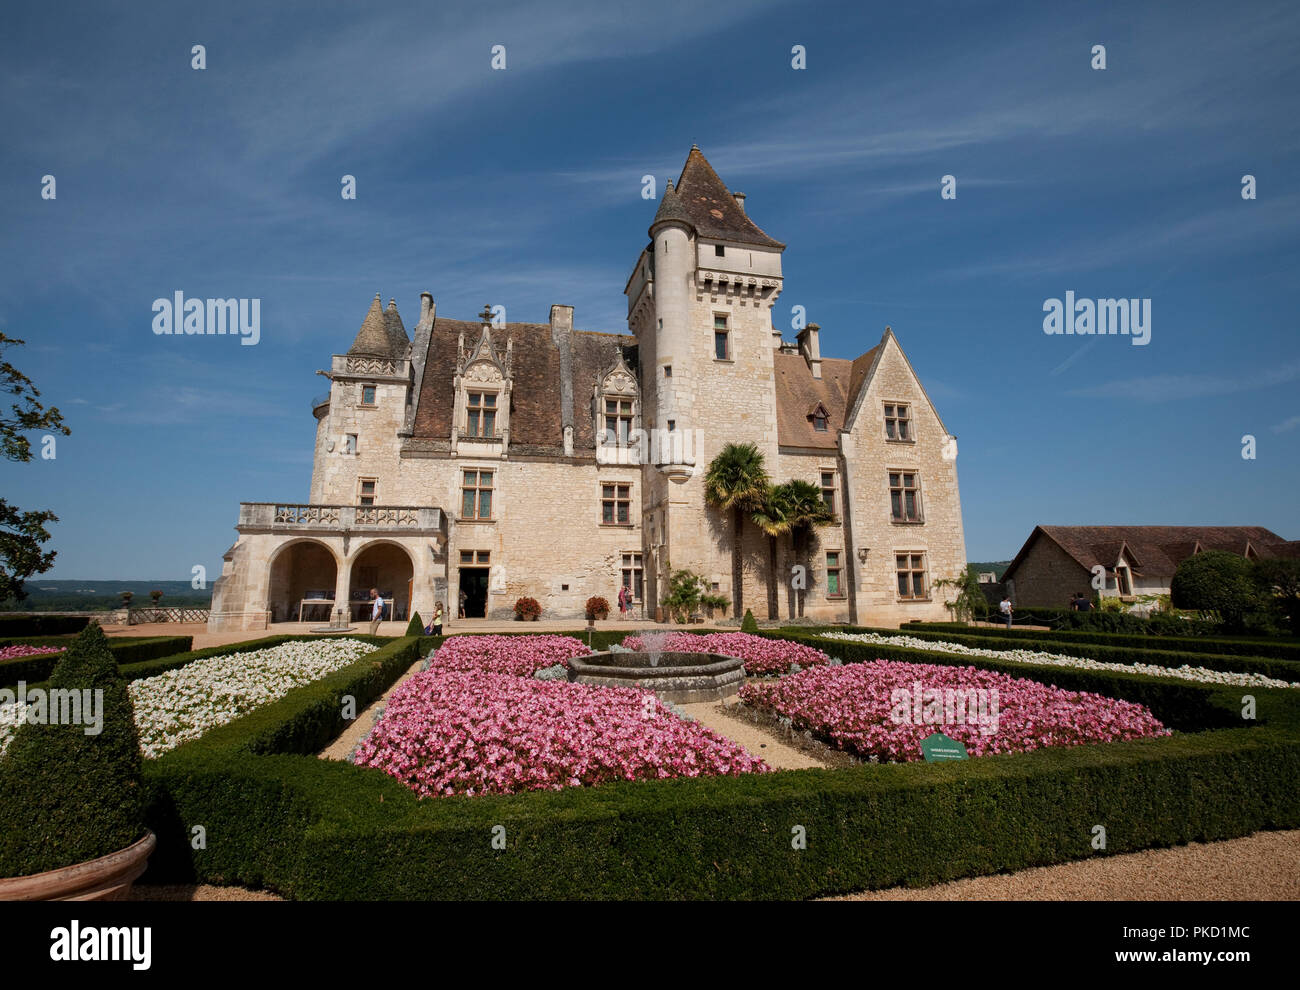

823,625,1300,683
0,614,91,636
906,622,1300,661
136,629,1300,899
0,635,194,687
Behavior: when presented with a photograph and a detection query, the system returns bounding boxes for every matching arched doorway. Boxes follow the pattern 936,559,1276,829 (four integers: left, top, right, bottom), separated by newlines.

349,542,415,623
268,540,338,624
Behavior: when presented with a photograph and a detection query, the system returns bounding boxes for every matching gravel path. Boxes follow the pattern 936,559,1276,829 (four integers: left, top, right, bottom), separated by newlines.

827,829,1300,900
317,657,426,761
678,700,828,770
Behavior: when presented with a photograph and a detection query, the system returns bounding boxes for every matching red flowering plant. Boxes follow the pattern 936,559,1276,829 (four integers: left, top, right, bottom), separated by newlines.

353,670,769,798
740,659,1170,762
513,597,542,621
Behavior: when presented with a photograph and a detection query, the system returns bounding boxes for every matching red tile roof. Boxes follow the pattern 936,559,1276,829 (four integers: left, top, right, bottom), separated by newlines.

1004,525,1290,581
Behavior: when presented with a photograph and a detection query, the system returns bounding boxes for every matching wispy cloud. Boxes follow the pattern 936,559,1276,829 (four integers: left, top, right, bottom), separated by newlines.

1068,359,1300,402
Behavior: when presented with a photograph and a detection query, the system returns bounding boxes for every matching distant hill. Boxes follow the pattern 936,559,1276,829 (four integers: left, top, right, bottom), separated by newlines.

967,561,1012,580
1,580,213,612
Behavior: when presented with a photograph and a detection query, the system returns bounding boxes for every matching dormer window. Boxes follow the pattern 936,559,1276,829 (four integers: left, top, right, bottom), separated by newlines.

466,392,497,438
604,398,633,445
809,402,830,432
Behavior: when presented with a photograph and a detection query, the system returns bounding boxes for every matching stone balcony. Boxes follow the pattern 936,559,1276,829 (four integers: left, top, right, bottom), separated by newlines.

236,503,444,535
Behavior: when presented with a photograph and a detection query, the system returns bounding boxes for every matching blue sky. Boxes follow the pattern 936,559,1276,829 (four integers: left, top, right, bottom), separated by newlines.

1,0,1297,579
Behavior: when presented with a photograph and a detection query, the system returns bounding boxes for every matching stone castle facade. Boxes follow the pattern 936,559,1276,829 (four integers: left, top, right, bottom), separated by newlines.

207,147,967,631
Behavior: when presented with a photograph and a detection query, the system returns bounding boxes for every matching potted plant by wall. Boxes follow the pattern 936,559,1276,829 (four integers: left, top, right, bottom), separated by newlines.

702,593,729,620
0,624,155,900
513,597,542,621
148,590,163,605
585,596,610,622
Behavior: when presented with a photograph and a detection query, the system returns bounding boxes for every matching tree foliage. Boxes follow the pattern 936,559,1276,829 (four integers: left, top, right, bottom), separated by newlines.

0,333,69,604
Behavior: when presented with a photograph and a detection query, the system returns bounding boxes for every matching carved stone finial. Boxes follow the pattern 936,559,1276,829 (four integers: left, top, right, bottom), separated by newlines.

478,304,495,325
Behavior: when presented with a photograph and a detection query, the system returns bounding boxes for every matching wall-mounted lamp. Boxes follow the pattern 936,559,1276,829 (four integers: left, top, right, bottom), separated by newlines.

857,548,870,564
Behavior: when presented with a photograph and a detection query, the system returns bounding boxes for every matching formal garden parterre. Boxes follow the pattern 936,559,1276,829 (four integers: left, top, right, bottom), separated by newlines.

2,622,1298,899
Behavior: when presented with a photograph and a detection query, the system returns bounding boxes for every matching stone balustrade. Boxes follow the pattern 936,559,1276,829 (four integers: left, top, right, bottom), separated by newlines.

236,503,443,533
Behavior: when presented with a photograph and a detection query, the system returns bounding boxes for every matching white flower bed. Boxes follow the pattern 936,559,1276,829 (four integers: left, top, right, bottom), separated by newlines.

0,638,374,759
819,631,1300,690
130,638,373,758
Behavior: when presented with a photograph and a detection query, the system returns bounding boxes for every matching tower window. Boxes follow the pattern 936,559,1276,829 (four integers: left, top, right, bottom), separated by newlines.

714,244,725,257
663,365,671,378
345,434,358,455
361,385,376,406
358,478,377,506
714,314,729,360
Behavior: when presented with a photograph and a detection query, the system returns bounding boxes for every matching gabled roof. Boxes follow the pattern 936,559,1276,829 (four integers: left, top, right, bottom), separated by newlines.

1003,525,1291,583
651,146,784,249
773,348,877,449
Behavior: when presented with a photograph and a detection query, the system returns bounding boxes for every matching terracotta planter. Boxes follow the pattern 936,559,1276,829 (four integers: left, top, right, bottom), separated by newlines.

0,831,155,901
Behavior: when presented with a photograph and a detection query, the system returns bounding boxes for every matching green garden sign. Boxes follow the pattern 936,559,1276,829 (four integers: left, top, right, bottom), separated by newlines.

921,732,969,763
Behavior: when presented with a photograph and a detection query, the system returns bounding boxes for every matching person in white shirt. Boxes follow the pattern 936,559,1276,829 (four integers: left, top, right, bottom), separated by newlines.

369,588,385,635
999,595,1013,629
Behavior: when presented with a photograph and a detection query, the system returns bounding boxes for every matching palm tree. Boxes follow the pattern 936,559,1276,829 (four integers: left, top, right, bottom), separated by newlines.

704,442,770,621
751,485,794,620
779,479,833,618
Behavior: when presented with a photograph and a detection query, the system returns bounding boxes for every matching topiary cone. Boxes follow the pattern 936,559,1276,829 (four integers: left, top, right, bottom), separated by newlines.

0,624,146,878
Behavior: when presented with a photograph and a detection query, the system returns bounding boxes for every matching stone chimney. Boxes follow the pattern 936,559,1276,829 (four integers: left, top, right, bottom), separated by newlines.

796,322,822,379
732,191,747,214
550,305,576,456
418,292,434,328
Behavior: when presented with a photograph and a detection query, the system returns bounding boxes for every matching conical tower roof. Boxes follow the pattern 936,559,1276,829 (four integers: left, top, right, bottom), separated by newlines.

669,145,784,248
383,298,409,357
348,294,398,358
649,179,693,234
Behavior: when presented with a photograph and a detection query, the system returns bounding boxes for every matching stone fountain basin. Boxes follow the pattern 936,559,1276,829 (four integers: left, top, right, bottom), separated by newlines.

567,651,745,704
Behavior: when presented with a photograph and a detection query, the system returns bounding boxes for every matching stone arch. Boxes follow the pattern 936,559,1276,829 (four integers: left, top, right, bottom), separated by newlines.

267,538,340,624
347,539,417,623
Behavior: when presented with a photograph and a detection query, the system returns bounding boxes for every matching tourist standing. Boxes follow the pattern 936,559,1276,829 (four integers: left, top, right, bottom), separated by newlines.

432,601,444,636
369,588,385,636
618,584,628,618
999,594,1014,629
458,588,467,619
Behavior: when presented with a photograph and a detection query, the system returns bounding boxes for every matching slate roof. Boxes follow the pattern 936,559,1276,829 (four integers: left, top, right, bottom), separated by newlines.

1003,525,1291,581
653,146,784,249
409,315,636,457
345,293,390,358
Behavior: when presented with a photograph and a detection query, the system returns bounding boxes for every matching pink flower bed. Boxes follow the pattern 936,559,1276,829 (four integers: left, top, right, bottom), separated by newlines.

354,669,769,797
739,659,1170,762
620,631,830,676
0,644,66,662
426,634,591,678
